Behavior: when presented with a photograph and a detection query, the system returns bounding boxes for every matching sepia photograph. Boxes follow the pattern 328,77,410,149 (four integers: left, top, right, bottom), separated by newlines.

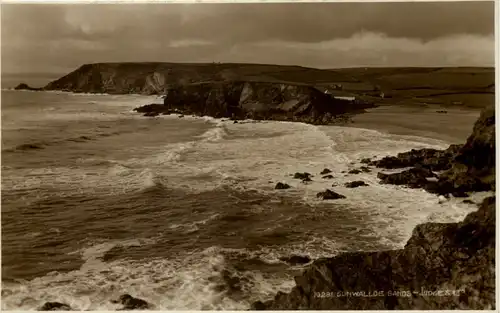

0,0,496,310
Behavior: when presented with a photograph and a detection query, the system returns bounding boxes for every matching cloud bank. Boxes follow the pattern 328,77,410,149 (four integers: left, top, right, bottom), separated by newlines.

1,2,495,74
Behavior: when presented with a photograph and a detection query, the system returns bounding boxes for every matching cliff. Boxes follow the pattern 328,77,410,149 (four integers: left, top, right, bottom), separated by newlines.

434,106,496,194
135,81,375,124
253,106,496,310
43,63,175,94
39,62,356,95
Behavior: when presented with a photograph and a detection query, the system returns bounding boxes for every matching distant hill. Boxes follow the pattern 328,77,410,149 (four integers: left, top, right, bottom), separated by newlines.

12,62,494,108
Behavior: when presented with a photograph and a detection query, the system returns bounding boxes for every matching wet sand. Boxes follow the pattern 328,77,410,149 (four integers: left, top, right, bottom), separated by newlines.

349,104,482,144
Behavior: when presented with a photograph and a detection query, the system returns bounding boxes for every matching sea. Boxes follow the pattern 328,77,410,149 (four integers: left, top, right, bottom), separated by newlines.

1,90,490,310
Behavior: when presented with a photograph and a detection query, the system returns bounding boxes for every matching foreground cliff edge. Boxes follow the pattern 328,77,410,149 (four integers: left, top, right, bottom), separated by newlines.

252,106,496,310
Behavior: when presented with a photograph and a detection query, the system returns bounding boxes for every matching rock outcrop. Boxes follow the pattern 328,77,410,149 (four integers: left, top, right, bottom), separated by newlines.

14,83,42,91
279,255,312,265
275,182,291,190
370,105,494,197
38,302,72,311
371,144,462,171
320,168,332,175
134,81,375,125
377,166,437,189
345,180,369,188
253,196,495,310
111,294,150,310
253,106,495,310
431,106,495,195
293,172,312,180
316,189,346,200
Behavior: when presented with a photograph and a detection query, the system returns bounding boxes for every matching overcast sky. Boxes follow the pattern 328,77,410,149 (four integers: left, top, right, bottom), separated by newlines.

1,1,495,74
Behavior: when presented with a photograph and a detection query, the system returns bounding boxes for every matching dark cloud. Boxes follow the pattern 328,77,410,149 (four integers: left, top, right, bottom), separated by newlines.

0,2,495,74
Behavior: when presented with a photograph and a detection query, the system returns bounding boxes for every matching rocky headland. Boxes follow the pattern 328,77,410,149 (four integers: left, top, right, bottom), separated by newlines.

252,105,495,310
14,83,42,91
135,81,375,124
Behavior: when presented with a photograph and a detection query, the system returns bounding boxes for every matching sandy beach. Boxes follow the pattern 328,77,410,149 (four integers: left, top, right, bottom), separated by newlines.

350,104,482,144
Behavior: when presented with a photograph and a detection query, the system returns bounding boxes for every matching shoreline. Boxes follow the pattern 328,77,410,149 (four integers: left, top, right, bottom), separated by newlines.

348,105,482,144
6,88,461,149
253,105,495,310
4,88,482,146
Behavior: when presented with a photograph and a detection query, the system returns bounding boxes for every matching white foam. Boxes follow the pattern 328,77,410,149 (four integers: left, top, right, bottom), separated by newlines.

198,120,228,143
1,244,293,311
145,121,481,250
169,213,221,234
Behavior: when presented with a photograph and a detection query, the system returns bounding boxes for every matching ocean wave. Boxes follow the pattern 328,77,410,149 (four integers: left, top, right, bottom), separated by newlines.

4,134,100,154
1,243,296,311
169,213,221,234
154,120,480,251
198,120,228,143
124,118,228,169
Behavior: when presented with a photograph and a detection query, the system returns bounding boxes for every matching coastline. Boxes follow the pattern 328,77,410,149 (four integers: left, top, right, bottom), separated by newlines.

253,196,496,310
252,105,495,310
4,75,495,310
349,105,482,144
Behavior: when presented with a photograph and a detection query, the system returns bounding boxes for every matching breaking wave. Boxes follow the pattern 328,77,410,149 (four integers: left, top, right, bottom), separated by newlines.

1,243,297,311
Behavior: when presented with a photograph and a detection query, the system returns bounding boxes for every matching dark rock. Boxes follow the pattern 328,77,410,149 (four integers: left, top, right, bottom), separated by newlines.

39,302,72,311
252,301,267,310
316,189,346,200
320,168,332,175
345,181,369,188
348,169,362,174
279,255,311,265
462,199,475,204
253,197,496,310
293,172,312,180
275,182,291,190
451,191,469,198
428,106,495,195
322,175,334,179
436,110,448,113
112,294,150,310
371,144,462,171
360,158,372,164
234,120,239,124
359,166,371,173
378,167,437,188
14,83,42,91
302,177,312,183
178,114,184,118
143,111,159,117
